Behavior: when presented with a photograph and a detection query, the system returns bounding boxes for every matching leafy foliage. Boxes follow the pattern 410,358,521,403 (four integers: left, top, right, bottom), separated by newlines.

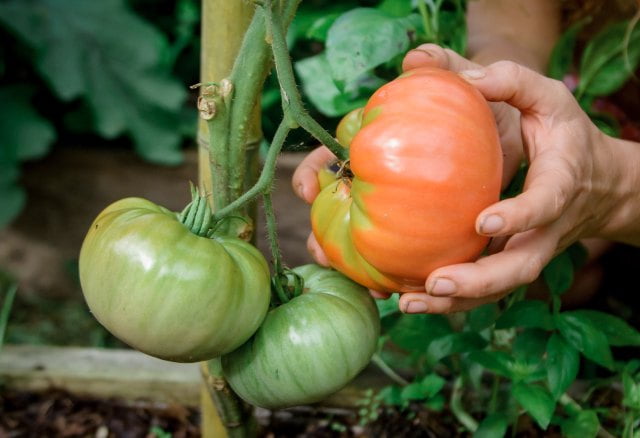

361,16,640,435
0,0,188,165
0,86,55,226
295,0,467,118
0,0,197,228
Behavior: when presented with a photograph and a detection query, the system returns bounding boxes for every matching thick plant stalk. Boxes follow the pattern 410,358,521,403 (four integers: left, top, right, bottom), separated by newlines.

199,2,258,437
198,1,302,436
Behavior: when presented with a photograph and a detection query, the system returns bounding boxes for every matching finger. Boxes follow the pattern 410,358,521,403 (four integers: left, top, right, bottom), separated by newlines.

402,44,480,73
459,61,573,115
476,151,576,236
307,232,330,267
399,291,509,314
423,228,558,300
370,290,392,300
490,102,524,188
291,146,336,203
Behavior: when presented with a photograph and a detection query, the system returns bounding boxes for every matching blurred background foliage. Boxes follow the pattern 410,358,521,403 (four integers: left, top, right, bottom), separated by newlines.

0,0,638,348
1,0,637,228
0,1,639,433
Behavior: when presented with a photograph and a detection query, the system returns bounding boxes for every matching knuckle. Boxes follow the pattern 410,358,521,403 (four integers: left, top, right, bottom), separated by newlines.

521,255,544,284
549,78,572,97
493,60,521,78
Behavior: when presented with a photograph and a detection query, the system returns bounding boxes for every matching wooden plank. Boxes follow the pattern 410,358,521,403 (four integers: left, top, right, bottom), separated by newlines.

0,345,389,408
0,345,201,406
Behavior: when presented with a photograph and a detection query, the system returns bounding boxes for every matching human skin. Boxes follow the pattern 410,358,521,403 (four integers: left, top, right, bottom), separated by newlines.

398,61,640,313
292,1,568,308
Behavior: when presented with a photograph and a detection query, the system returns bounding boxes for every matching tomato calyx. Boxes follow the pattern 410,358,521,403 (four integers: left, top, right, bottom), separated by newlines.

336,159,353,181
177,185,216,237
270,268,304,306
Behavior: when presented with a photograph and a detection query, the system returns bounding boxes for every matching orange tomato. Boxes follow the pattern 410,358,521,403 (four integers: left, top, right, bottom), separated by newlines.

311,67,503,293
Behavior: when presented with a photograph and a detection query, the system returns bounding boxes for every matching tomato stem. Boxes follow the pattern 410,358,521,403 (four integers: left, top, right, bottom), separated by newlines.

263,192,284,276
263,0,349,162
213,119,291,221
179,188,215,237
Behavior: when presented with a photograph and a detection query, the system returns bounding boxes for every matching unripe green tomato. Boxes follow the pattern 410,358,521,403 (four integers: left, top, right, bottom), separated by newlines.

336,107,364,147
79,197,271,363
221,264,380,409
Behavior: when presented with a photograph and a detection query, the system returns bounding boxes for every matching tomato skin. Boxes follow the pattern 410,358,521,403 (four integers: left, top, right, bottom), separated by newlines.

311,67,503,293
221,264,380,409
336,107,363,147
79,197,271,363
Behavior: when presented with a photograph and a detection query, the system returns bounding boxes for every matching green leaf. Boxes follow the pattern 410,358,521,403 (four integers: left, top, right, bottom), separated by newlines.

376,293,400,319
400,373,445,401
467,303,500,332
289,3,356,45
560,410,600,438
495,300,553,330
426,332,487,364
589,111,621,137
0,0,186,165
578,19,640,97
377,385,404,406
325,8,414,85
473,413,509,438
570,310,640,347
469,351,515,379
306,13,342,41
0,85,56,161
566,242,588,270
437,7,467,55
513,328,548,363
0,85,56,228
378,0,413,18
555,312,614,370
295,53,382,117
546,333,580,399
501,162,527,199
623,370,640,410
543,251,574,296
548,20,585,80
512,383,555,429
385,313,452,351
0,182,25,228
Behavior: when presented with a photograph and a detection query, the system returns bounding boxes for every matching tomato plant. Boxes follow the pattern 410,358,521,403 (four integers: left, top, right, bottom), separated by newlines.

311,67,503,293
79,196,271,363
222,264,380,409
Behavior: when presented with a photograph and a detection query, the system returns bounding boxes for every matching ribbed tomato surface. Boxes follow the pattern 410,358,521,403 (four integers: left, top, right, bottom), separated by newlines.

311,67,503,292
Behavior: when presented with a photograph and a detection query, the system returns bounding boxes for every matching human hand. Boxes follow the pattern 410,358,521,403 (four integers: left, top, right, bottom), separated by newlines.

292,45,524,282
400,61,620,314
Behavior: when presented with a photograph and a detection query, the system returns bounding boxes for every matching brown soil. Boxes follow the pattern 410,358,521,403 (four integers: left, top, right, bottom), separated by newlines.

0,389,566,438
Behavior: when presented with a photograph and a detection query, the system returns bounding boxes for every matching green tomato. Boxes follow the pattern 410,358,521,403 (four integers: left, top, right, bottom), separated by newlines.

79,197,271,363
222,264,380,409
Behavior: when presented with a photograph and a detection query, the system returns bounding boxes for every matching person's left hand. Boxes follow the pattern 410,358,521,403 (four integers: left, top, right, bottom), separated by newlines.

399,61,618,314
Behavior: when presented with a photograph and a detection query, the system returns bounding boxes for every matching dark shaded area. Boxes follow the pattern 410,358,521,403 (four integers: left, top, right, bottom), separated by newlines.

0,389,200,438
0,389,573,437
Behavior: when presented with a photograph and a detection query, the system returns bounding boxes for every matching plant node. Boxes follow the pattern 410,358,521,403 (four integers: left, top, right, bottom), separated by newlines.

198,96,217,120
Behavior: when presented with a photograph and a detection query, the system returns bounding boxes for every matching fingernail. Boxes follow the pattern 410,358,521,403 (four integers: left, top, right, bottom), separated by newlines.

460,69,485,80
478,214,505,234
428,278,457,296
412,48,434,58
403,300,428,314
295,183,306,200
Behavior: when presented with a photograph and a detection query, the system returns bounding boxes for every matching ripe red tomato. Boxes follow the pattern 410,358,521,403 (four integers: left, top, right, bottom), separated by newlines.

311,67,503,293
